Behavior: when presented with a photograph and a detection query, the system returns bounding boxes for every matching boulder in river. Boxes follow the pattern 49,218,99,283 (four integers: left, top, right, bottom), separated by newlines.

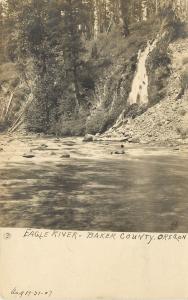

115,150,125,155
23,153,35,158
120,138,129,142
83,134,94,142
128,137,140,143
95,133,100,137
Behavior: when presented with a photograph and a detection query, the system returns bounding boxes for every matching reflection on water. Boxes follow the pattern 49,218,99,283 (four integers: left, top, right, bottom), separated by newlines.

0,138,188,232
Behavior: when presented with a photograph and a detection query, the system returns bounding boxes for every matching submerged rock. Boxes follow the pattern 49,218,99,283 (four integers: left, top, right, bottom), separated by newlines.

50,151,57,156
54,138,61,142
111,150,125,155
83,134,94,142
41,144,48,148
61,153,70,158
33,145,51,151
7,139,14,143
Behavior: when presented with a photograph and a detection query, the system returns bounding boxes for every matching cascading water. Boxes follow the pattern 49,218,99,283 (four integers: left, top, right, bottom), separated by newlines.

109,37,159,131
128,38,158,105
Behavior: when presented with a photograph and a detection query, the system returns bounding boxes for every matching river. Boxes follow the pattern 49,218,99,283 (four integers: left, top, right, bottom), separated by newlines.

0,134,188,232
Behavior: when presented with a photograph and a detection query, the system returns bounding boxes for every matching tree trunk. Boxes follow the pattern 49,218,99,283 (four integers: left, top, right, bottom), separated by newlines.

142,0,148,21
156,0,159,15
94,0,100,39
119,0,129,37
73,67,80,109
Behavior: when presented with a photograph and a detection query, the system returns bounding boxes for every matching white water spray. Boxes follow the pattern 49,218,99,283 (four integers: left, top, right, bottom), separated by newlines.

128,38,158,106
109,38,159,131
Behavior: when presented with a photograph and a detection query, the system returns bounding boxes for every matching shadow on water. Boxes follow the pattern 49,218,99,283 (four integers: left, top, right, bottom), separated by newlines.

1,152,188,232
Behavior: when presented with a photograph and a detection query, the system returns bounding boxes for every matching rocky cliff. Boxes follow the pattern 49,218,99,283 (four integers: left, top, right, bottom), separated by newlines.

102,36,188,145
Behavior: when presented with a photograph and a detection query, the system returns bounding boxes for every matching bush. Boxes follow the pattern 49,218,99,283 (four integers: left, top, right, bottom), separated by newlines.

54,116,86,136
179,108,187,117
180,67,188,91
0,63,18,82
176,125,188,139
182,56,188,66
149,47,171,69
86,110,109,135
147,40,171,105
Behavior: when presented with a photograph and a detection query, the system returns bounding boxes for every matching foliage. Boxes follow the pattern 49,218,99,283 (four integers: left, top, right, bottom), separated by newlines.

86,109,109,134
1,0,187,135
54,114,87,136
180,67,188,91
147,39,171,105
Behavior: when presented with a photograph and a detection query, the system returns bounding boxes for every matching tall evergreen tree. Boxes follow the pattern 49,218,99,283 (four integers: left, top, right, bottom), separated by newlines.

0,2,4,63
119,0,130,37
60,0,86,110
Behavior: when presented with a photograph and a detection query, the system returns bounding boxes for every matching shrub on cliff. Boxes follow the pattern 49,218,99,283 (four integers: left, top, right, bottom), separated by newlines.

180,66,188,91
147,43,171,105
86,110,109,135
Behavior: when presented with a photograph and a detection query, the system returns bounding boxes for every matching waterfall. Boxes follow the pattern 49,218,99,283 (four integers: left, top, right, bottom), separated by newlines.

128,38,158,106
108,37,159,132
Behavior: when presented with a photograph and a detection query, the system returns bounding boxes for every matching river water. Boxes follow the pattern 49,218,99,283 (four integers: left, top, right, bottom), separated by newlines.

0,135,188,232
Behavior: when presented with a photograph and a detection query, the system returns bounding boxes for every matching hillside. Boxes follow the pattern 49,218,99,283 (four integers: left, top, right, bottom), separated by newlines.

0,0,188,145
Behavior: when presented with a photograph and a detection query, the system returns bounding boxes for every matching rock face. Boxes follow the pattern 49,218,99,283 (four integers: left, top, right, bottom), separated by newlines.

83,134,94,142
104,37,188,145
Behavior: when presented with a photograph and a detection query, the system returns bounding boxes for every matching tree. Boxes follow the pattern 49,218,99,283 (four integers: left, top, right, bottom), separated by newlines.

93,0,100,38
60,0,86,110
15,0,58,132
0,2,4,63
118,0,130,37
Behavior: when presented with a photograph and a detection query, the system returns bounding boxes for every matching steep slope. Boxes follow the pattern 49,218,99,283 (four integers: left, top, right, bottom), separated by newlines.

101,37,188,145
85,20,160,135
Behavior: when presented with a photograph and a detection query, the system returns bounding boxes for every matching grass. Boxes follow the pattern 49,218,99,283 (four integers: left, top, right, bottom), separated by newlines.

0,62,19,83
182,56,188,66
180,68,188,91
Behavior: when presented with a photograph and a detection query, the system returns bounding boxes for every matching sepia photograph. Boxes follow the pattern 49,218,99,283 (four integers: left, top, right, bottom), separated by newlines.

0,0,188,233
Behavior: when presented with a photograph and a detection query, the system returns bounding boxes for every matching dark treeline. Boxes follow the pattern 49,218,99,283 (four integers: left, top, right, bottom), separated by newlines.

0,0,187,134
